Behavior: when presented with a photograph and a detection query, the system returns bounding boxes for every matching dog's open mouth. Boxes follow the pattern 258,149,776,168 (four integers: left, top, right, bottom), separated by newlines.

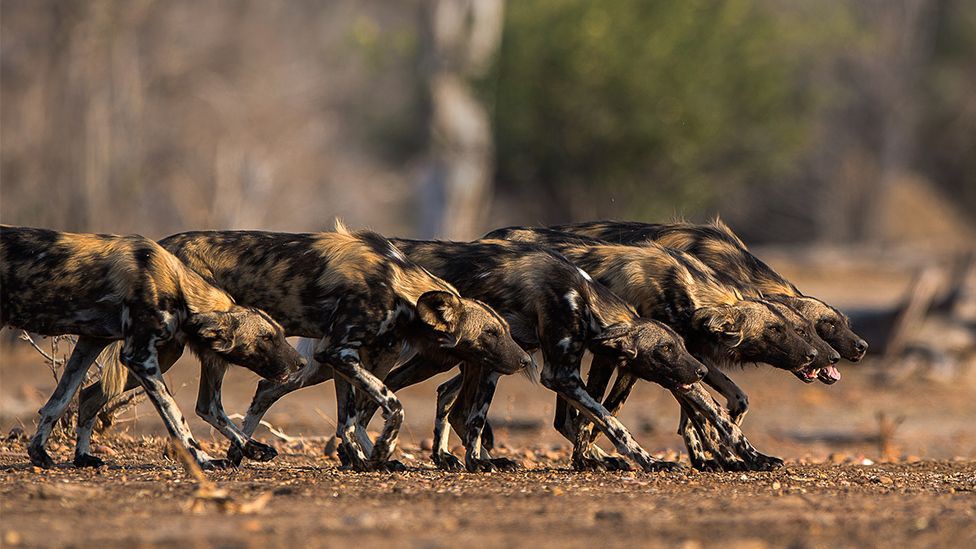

794,365,821,383
817,365,842,384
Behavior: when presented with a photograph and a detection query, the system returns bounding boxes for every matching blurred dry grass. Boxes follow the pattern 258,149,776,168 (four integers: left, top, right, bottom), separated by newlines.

2,0,973,245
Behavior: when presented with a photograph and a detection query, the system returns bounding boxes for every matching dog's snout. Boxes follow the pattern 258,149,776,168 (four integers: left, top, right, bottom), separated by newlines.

520,355,533,368
828,351,840,364
694,365,708,379
854,339,868,353
804,348,818,363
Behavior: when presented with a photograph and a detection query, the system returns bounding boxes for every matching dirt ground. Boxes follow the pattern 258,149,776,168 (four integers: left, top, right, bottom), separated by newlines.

1,258,975,547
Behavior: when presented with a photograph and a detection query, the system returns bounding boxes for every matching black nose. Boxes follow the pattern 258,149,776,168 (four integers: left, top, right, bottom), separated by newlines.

804,349,818,363
854,339,868,353
520,355,533,368
695,366,708,379
829,351,840,364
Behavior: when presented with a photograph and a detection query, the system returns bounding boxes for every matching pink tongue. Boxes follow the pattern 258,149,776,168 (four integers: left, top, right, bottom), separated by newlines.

824,366,841,381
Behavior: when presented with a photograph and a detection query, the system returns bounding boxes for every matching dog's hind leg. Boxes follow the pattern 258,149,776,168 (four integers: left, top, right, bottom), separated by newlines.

28,336,109,468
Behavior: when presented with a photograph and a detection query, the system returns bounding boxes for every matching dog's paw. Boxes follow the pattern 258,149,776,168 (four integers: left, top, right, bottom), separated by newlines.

243,440,278,462
747,453,784,471
432,452,464,472
690,457,724,472
572,454,609,472
372,459,407,473
641,459,684,473
465,457,499,473
27,445,55,469
72,453,105,468
488,457,520,472
226,444,245,467
199,457,236,471
600,455,633,472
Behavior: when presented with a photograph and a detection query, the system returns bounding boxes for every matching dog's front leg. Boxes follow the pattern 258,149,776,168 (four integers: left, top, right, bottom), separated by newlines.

429,372,464,470
573,364,636,472
195,354,278,466
125,341,230,470
702,366,749,426
239,336,336,440
321,340,405,472
675,393,746,471
75,339,184,468
678,384,782,471
540,351,681,473
460,367,517,472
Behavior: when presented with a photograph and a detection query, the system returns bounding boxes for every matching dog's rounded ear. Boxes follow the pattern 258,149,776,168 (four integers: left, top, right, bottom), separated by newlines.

591,324,638,360
416,291,463,335
184,311,237,353
693,305,743,344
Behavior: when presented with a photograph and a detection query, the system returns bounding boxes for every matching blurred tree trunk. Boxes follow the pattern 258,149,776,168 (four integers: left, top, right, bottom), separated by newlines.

856,0,938,241
417,0,504,239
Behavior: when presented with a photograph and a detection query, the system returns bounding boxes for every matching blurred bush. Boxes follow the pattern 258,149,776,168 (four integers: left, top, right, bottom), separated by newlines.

488,0,833,221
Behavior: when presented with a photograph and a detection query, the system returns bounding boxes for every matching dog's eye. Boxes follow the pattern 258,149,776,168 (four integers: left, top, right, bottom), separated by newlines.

662,343,673,354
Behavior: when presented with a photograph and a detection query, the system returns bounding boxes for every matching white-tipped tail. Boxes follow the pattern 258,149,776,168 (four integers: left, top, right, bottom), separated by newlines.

295,337,319,365
99,342,128,399
520,352,541,384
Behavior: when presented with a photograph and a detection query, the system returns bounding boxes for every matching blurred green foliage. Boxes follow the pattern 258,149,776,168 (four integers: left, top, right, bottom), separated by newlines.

487,0,843,219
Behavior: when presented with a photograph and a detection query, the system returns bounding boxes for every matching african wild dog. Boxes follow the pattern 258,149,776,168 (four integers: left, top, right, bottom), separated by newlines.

484,226,829,470
0,225,303,469
352,238,778,472
553,219,869,375
73,223,529,471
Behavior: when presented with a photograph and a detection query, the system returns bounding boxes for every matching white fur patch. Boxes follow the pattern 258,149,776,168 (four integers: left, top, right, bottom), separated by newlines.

557,336,574,352
337,348,360,361
377,309,397,335
577,267,593,282
386,243,407,262
564,290,579,311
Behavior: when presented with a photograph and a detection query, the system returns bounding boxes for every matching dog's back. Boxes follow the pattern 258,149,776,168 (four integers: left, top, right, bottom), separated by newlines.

553,220,798,297
0,225,234,337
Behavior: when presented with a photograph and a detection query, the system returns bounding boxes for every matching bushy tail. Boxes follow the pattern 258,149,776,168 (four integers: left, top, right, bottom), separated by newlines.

99,342,128,399
521,352,541,384
295,337,319,365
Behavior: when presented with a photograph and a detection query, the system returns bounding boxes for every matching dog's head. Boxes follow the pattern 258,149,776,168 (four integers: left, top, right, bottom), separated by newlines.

766,300,842,384
591,319,706,391
692,300,819,373
416,290,532,375
783,295,867,363
184,306,305,382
